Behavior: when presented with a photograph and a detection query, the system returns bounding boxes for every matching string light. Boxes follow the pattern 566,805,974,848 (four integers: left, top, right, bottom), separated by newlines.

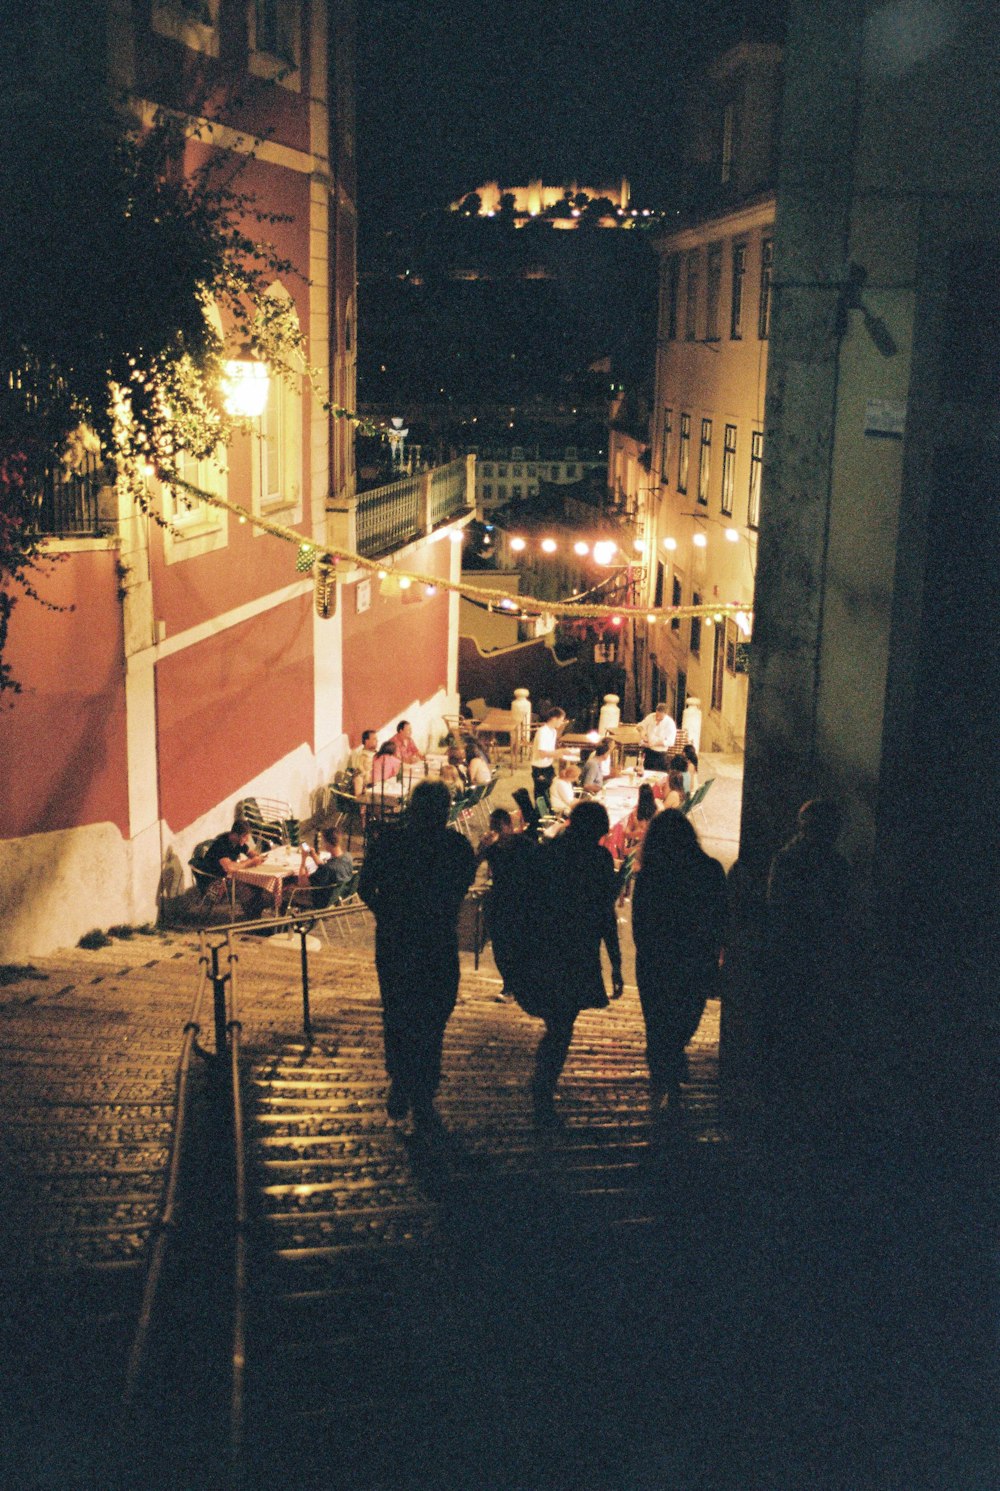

724,527,740,543
662,537,677,551
593,540,617,565
693,532,708,548
540,537,557,553
573,540,590,556
510,536,526,552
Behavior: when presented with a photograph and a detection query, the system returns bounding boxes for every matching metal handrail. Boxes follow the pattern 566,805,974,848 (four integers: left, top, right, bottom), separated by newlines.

225,932,248,1488
122,947,212,1405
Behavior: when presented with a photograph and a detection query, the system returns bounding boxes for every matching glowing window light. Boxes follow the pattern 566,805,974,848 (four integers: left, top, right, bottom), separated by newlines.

510,536,527,552
662,536,677,551
540,537,557,553
573,540,590,556
592,540,617,565
724,527,740,543
693,532,708,548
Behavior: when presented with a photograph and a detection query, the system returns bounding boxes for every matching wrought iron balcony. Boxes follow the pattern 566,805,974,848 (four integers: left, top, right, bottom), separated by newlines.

21,454,107,538
354,456,471,559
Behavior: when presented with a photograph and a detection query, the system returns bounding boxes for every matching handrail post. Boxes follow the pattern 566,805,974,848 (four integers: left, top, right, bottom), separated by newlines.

297,924,313,1037
210,944,229,1058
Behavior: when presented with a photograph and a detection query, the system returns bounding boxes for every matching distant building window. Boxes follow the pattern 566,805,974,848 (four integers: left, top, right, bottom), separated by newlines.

721,100,736,184
661,407,672,483
251,0,299,65
691,592,702,656
512,485,523,500
151,0,220,55
758,236,774,340
497,464,508,477
667,255,681,340
748,430,763,529
482,483,493,501
565,464,577,478
163,446,227,563
671,575,682,631
481,463,493,477
654,560,665,608
513,464,523,477
497,485,507,501
706,244,722,341
725,618,739,675
677,413,690,494
730,241,747,339
527,464,536,477
711,621,725,711
698,418,712,506
685,251,699,341
551,465,560,480
721,423,737,516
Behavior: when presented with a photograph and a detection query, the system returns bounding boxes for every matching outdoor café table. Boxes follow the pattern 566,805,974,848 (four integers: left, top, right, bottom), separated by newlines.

230,844,302,913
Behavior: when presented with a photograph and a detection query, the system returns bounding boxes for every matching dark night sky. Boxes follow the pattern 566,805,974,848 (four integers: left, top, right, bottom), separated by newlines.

356,0,786,224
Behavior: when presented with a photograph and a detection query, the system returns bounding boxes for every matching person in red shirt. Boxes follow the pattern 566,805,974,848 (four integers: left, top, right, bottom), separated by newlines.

391,718,424,763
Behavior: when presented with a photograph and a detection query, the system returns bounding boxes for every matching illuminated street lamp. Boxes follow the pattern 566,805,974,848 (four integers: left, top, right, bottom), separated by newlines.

222,356,270,418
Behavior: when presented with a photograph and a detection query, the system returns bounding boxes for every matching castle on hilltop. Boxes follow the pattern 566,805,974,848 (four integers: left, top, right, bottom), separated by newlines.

450,178,631,222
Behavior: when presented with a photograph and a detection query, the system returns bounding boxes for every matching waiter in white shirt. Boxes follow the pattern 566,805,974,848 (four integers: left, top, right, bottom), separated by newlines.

638,702,678,771
530,706,566,800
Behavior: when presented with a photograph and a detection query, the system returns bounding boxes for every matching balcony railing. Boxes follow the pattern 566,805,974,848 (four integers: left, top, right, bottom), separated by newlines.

22,455,106,537
355,457,470,559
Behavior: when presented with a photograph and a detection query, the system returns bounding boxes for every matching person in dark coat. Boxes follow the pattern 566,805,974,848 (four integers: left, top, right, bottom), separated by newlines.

358,779,477,1132
479,808,542,1003
763,798,851,1095
631,810,727,1113
518,799,624,1127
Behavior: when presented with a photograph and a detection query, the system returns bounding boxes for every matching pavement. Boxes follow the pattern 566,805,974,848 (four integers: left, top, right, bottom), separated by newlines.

0,893,994,1489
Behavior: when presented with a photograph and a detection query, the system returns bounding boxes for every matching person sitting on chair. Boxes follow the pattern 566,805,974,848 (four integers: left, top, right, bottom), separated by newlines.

580,739,613,794
391,718,424,764
464,737,492,786
549,760,581,816
297,827,353,906
200,819,268,914
347,730,378,794
638,702,678,771
371,740,403,785
654,769,687,811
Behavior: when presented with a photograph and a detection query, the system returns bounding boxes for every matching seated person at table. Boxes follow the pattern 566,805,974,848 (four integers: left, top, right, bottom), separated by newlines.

654,769,687,812
447,746,469,785
296,827,353,906
668,753,693,797
603,783,658,861
638,702,678,771
371,740,403,786
549,760,581,817
464,737,492,786
682,742,699,791
391,718,424,764
347,729,378,794
439,761,465,797
200,818,268,913
580,739,613,794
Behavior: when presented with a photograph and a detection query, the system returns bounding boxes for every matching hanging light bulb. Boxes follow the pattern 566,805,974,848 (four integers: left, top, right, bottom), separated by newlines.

610,615,622,627
398,576,412,590
541,537,557,553
573,540,590,556
662,536,677,551
510,536,527,552
724,527,740,543
633,539,644,552
593,540,617,565
425,584,437,597
693,532,708,548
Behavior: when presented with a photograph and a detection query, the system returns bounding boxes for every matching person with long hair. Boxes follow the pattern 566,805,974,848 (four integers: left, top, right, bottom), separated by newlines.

515,799,624,1127
631,810,726,1114
604,780,658,860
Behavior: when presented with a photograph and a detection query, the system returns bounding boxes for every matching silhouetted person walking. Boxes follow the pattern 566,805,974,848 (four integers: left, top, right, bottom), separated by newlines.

479,808,541,1002
631,811,726,1114
359,779,476,1133
763,798,851,1101
516,799,623,1127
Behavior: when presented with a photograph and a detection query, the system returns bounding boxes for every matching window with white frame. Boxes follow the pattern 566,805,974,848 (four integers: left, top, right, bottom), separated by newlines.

162,445,228,563
698,418,712,505
748,429,763,529
253,288,304,522
661,407,673,483
248,0,301,88
721,423,737,515
678,413,690,494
